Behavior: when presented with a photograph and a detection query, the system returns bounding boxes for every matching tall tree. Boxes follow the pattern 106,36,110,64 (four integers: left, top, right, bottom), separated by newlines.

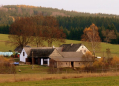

81,23,101,57
102,29,117,43
9,17,34,48
43,16,66,47
9,15,66,48
32,16,45,47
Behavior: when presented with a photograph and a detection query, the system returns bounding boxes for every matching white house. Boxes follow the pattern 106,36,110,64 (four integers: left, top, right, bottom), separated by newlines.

20,47,30,62
20,47,54,66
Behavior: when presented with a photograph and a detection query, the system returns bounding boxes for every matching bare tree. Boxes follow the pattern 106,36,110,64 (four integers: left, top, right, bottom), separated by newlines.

9,17,34,48
82,51,94,72
81,23,101,57
33,26,45,47
9,16,66,48
32,16,45,47
43,16,66,47
102,29,116,43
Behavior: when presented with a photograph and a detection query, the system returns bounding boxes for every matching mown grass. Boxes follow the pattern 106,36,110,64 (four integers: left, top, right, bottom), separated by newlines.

0,75,119,86
16,65,48,74
0,34,119,57
0,34,9,41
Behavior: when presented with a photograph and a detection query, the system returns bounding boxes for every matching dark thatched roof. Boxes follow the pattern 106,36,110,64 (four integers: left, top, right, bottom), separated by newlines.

60,44,82,52
14,46,23,53
28,48,54,58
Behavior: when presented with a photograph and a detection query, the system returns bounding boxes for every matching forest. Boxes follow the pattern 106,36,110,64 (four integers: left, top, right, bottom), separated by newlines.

57,16,119,44
0,5,119,44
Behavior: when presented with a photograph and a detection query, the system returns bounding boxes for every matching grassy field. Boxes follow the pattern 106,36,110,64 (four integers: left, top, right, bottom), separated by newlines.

0,34,81,52
0,75,119,86
0,34,119,57
0,65,119,83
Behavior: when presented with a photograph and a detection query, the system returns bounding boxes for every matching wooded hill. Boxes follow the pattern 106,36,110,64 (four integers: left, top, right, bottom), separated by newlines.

1,5,119,25
0,5,119,44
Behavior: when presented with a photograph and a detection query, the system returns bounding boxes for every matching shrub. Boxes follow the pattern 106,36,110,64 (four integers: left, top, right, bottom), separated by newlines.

0,56,16,74
111,56,119,66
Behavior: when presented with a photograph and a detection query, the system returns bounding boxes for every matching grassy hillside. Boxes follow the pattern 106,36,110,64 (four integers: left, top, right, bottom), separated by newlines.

0,34,81,52
0,34,119,57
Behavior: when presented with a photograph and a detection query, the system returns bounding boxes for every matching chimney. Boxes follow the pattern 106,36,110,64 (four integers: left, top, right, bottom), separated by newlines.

52,45,55,48
71,43,73,46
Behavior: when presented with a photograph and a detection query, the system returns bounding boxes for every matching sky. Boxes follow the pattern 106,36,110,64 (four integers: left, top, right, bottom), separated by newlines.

1,0,119,15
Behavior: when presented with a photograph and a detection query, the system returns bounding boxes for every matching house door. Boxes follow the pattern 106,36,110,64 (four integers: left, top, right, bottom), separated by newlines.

35,58,38,64
43,59,48,64
71,62,74,67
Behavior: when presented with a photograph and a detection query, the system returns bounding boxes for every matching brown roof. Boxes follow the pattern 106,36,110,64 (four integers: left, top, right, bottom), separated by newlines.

24,47,31,56
52,51,85,61
52,57,84,61
23,47,55,57
55,47,63,52
52,51,93,62
60,44,82,52
59,52,83,58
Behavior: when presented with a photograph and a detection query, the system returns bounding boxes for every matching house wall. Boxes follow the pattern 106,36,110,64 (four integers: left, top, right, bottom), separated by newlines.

74,62,85,67
76,45,89,54
54,61,93,68
57,62,71,68
20,49,28,63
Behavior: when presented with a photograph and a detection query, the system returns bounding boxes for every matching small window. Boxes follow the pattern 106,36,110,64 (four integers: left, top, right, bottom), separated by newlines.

84,50,86,52
79,63,80,64
66,63,67,65
23,52,25,56
60,62,62,65
80,50,82,52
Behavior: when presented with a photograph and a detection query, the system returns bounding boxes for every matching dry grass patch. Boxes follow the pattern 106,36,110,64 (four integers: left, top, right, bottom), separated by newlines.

0,72,119,83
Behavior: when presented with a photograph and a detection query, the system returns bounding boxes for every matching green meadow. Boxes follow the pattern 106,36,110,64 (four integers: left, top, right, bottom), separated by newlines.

0,34,119,57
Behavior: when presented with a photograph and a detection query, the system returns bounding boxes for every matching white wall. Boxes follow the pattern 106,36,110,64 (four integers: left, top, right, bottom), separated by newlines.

76,45,89,54
41,58,43,65
20,49,28,63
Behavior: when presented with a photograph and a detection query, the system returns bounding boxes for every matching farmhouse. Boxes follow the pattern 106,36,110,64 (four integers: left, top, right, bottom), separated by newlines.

20,47,54,66
20,43,92,68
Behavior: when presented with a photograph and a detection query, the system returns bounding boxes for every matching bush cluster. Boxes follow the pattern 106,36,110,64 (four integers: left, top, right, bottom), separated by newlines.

0,56,16,74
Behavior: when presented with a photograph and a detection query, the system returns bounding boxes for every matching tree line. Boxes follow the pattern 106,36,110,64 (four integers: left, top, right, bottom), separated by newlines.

57,16,119,44
9,16,65,48
0,25,9,34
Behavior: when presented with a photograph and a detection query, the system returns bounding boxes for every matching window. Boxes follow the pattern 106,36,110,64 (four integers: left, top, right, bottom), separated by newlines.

23,52,25,56
84,50,86,52
80,50,82,52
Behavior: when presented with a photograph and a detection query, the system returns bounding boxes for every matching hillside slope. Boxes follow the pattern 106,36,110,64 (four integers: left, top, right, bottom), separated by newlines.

0,5,119,25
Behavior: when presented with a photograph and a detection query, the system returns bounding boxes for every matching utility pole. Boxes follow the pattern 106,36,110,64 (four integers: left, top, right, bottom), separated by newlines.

32,51,34,69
